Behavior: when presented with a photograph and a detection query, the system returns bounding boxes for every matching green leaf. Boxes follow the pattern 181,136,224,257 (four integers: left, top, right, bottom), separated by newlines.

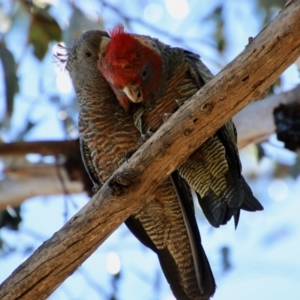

203,5,226,53
272,162,290,178
28,11,62,60
266,77,282,96
255,143,265,161
288,157,300,179
0,41,19,118
215,22,226,52
256,0,285,26
259,0,286,10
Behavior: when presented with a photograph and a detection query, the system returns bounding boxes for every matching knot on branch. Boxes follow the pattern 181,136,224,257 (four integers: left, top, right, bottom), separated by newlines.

201,102,213,113
108,172,140,196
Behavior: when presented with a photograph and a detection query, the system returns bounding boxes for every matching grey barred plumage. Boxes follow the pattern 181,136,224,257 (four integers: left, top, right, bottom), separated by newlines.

144,46,263,227
97,27,263,228
65,30,216,300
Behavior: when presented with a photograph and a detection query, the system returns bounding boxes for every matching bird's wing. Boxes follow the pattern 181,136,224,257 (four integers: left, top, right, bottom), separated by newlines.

78,112,101,191
170,171,216,298
69,29,215,299
182,51,263,227
78,86,215,299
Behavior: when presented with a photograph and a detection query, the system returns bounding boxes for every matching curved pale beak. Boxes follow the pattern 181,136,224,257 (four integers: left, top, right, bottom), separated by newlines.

123,85,143,103
99,36,111,56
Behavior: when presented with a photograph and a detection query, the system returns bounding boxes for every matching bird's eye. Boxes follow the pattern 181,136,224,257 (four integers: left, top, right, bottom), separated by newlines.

142,69,147,78
85,52,92,58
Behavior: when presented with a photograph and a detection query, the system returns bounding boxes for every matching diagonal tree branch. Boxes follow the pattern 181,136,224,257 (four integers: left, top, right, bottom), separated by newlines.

2,85,300,210
1,1,300,299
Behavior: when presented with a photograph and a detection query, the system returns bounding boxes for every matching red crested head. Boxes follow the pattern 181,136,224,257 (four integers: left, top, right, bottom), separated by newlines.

98,24,163,109
108,24,138,67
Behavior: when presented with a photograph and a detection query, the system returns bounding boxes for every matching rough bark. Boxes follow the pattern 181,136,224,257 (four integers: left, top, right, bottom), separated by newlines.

0,2,300,299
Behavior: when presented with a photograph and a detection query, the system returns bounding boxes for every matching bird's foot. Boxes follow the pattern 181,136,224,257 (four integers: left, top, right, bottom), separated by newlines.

108,172,139,196
176,99,185,107
163,113,173,122
134,108,145,135
92,184,100,194
141,129,154,142
124,150,135,163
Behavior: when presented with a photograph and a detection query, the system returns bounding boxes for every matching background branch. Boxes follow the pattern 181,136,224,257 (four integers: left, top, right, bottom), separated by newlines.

0,140,79,156
234,84,300,148
0,162,84,210
0,139,92,210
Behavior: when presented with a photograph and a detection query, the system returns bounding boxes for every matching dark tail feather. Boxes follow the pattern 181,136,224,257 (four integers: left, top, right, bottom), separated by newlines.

196,188,240,228
196,176,263,229
125,172,216,300
125,212,216,299
196,192,223,228
171,171,216,298
239,177,264,211
125,216,196,299
234,209,240,229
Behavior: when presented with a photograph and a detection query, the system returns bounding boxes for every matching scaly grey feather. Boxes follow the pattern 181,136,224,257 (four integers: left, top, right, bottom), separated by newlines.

124,36,264,228
65,30,216,300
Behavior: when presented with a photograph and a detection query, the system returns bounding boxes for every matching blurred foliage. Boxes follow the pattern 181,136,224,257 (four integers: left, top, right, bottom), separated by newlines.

289,157,300,179
255,143,265,162
274,102,300,151
63,6,104,47
266,77,282,96
204,5,226,53
28,9,62,60
0,41,18,120
258,0,286,25
0,206,22,230
220,246,231,272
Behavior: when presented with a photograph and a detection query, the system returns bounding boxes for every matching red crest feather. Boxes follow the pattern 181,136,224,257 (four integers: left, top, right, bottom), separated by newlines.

99,24,163,106
106,24,138,64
